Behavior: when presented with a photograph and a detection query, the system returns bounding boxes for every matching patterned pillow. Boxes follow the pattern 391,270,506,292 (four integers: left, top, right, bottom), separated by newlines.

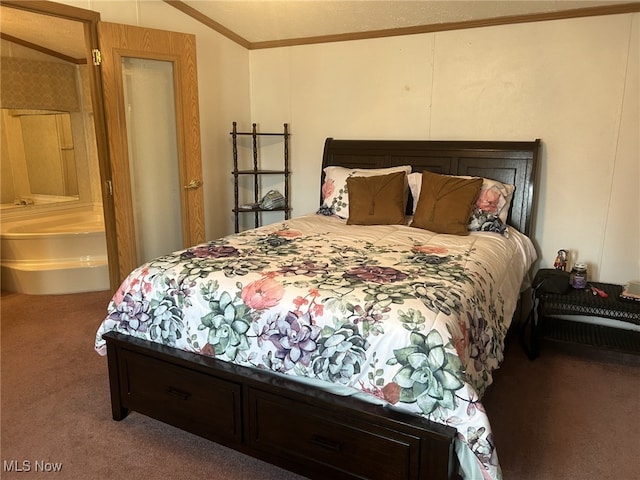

319,165,412,219
468,211,509,236
468,178,515,224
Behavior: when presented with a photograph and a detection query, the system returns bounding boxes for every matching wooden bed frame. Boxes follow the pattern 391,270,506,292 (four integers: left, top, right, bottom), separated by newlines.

103,138,540,480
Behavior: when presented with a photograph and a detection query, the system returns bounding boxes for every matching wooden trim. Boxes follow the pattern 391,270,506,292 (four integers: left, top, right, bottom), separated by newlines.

164,0,640,50
0,32,86,64
97,28,139,281
250,2,640,50
1,0,100,22
83,22,121,292
163,0,251,49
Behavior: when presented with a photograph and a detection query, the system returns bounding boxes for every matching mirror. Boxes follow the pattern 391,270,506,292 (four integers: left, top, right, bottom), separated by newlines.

0,6,100,212
1,109,79,205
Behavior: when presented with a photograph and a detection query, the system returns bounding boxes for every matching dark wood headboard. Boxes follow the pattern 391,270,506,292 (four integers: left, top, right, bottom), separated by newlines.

321,138,540,237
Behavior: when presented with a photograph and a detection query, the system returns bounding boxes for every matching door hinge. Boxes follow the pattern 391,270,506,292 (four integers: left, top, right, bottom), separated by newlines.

92,49,102,66
106,180,113,196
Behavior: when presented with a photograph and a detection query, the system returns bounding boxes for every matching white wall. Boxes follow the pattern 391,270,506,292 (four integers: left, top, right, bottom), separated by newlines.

250,13,639,285
57,2,639,285
61,0,251,240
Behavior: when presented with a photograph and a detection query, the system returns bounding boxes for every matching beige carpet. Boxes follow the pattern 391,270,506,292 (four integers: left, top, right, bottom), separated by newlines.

2,289,638,479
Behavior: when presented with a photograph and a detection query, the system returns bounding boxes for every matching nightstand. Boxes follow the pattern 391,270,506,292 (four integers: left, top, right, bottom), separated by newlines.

527,282,640,360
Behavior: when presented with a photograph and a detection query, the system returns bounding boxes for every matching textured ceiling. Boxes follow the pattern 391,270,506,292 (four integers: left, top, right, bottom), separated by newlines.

0,1,637,61
184,0,636,43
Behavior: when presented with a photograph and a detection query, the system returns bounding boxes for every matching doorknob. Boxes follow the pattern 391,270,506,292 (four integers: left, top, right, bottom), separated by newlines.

184,179,202,190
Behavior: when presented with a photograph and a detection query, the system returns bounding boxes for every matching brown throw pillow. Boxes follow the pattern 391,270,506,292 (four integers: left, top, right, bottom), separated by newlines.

346,171,406,225
411,171,482,235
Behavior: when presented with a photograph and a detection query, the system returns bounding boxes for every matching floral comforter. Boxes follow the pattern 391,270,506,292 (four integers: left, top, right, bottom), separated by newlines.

95,214,536,480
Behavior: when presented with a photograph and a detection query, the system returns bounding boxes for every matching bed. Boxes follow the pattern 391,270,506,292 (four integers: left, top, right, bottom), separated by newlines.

96,138,540,480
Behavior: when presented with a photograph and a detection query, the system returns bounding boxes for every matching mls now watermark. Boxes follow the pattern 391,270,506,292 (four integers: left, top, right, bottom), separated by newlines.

3,460,63,473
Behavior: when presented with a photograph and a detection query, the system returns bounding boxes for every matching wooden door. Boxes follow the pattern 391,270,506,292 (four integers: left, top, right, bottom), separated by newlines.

98,22,205,282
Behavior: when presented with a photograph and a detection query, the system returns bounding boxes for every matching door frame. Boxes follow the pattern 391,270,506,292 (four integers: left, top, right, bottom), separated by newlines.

2,1,120,290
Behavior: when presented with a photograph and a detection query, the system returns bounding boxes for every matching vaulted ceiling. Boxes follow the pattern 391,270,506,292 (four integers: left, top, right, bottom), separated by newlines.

174,0,640,47
1,1,638,62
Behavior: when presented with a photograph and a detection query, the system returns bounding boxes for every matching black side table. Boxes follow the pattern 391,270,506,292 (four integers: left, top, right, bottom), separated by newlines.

528,282,640,359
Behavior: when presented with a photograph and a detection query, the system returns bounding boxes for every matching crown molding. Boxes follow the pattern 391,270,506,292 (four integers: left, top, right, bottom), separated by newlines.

164,1,640,51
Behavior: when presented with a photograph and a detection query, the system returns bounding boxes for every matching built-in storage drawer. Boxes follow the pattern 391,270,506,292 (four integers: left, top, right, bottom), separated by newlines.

118,349,242,445
247,389,423,480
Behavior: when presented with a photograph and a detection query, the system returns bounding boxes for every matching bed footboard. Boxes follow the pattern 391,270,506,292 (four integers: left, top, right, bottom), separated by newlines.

103,331,458,480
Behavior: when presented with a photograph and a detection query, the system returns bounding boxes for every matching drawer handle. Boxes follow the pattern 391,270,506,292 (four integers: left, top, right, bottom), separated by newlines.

165,386,191,401
311,435,342,452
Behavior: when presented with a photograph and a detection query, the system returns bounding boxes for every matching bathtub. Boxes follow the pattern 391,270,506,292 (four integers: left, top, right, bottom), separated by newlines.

1,207,110,294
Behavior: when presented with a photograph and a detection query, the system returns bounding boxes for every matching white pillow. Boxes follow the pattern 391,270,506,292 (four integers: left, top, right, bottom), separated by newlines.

407,172,423,215
321,165,412,219
408,172,515,223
